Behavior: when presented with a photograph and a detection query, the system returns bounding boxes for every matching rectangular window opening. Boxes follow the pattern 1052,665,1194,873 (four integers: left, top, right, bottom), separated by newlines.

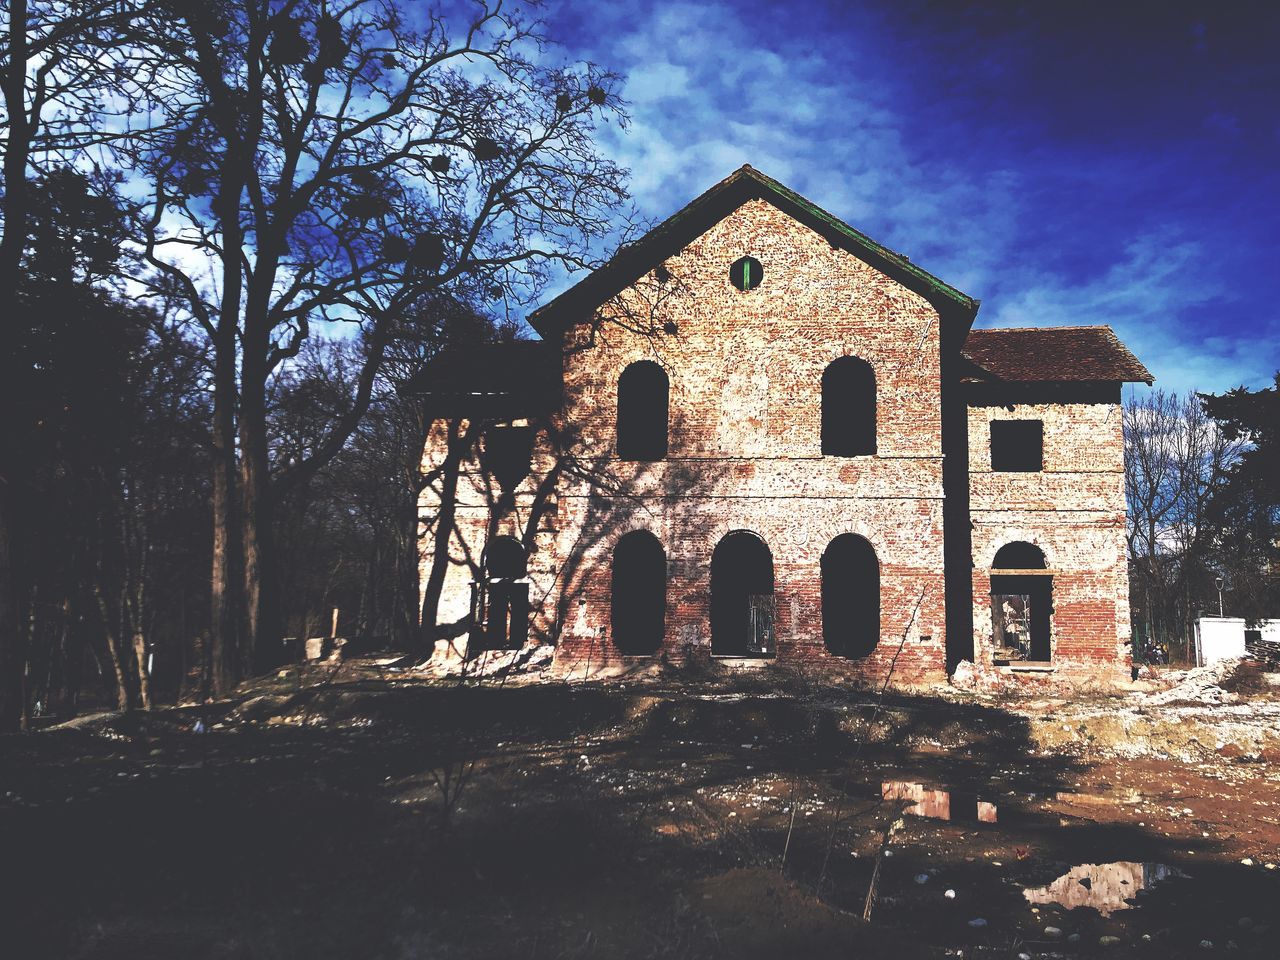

990,419,1043,472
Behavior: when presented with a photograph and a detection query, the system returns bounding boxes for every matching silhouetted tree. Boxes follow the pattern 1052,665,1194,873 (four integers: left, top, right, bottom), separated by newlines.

1201,375,1280,623
7,168,211,716
1,0,163,729
264,297,506,655
1125,388,1247,658
126,0,631,693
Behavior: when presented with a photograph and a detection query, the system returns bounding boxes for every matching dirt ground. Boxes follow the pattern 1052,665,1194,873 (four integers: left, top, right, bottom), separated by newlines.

3,658,1279,959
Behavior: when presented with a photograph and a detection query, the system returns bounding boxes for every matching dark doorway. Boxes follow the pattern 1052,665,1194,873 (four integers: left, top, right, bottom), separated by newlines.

821,356,876,456
822,534,880,658
611,531,667,655
710,531,775,657
991,541,1051,663
616,360,669,460
471,536,528,653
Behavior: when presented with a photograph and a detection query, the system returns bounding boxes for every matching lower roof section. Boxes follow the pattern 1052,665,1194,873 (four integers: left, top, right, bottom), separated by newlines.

961,325,1153,385
402,340,559,418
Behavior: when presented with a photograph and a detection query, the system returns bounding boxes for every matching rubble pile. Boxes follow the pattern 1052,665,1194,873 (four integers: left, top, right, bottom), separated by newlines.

1015,657,1280,763
1141,658,1244,706
418,642,555,680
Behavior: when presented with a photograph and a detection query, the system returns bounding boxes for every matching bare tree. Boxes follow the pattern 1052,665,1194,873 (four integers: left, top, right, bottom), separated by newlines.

1124,388,1243,658
128,0,631,693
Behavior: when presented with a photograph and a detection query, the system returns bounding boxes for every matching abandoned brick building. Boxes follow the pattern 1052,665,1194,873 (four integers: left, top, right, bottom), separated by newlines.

414,166,1153,687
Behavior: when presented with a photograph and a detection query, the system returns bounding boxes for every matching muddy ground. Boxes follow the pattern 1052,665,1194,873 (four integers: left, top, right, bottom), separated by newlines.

2,659,1278,959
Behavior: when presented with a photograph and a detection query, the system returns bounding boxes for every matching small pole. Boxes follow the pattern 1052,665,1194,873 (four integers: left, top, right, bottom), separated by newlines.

781,789,799,873
330,606,340,639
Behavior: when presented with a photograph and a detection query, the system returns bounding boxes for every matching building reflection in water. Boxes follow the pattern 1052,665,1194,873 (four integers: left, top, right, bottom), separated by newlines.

1023,862,1185,916
881,781,998,823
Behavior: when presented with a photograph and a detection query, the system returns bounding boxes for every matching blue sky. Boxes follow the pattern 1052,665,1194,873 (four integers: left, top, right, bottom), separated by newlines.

537,0,1280,395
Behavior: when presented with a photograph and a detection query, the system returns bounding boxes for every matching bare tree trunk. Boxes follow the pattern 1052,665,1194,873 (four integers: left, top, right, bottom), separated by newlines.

238,211,281,676
47,593,71,715
127,550,151,711
239,321,275,677
0,0,30,297
0,484,20,730
21,584,38,729
420,421,472,645
392,499,421,649
131,627,150,710
363,539,383,642
91,579,130,712
209,317,242,697
0,0,30,733
207,123,255,689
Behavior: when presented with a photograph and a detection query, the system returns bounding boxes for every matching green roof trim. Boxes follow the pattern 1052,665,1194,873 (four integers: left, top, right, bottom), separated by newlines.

529,164,980,335
744,166,978,313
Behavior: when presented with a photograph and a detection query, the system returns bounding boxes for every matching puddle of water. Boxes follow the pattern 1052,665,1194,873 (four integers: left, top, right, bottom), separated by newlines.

882,781,998,824
1023,862,1186,916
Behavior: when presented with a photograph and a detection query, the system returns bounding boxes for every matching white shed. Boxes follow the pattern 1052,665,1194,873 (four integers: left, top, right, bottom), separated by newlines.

1193,617,1280,666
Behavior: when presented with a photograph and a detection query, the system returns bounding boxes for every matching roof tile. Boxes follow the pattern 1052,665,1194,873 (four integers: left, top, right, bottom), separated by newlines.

962,326,1152,384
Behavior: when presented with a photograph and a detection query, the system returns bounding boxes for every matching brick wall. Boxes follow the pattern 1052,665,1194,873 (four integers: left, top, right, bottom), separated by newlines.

965,390,1133,686
417,416,563,652
416,198,1136,690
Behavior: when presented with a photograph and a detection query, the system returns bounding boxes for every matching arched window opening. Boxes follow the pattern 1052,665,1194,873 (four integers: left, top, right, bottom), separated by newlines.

611,531,667,655
484,536,527,580
473,536,528,653
993,541,1046,570
821,356,876,456
991,541,1052,664
616,360,669,460
822,534,880,658
710,531,775,658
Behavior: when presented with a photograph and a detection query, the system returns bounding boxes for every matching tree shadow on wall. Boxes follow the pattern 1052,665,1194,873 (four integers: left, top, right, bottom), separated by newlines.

418,261,737,668
548,268,740,672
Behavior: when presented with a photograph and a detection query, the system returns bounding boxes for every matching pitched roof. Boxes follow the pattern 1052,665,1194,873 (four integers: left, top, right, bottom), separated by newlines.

961,326,1153,384
401,340,559,415
528,165,979,335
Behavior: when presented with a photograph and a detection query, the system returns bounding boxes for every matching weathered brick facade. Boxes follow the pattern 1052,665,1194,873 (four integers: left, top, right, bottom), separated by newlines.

415,167,1151,689
965,388,1133,686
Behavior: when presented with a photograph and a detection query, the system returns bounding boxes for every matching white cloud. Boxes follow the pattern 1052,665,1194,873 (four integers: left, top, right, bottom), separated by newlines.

980,230,1277,394
544,0,1277,394
577,0,1023,290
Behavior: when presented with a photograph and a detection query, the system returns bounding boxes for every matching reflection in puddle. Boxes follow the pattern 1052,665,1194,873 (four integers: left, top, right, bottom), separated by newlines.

1055,789,1143,808
1023,862,1186,916
882,781,998,823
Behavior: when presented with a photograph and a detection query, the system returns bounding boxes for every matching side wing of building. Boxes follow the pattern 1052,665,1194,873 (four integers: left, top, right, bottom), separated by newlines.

960,326,1152,686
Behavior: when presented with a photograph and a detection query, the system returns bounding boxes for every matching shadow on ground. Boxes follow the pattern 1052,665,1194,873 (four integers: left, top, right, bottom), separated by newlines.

1,661,1276,958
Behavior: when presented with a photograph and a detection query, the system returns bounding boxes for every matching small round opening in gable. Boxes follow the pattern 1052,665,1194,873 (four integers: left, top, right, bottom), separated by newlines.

729,255,763,291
